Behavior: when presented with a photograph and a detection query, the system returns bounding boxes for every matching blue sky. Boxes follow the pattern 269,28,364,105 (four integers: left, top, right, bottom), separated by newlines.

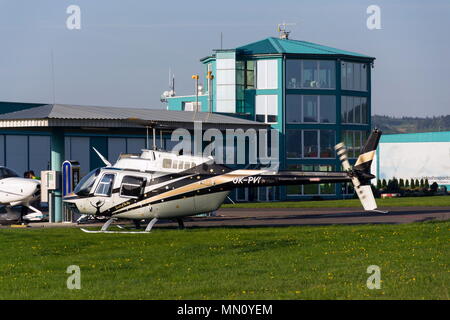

0,0,449,117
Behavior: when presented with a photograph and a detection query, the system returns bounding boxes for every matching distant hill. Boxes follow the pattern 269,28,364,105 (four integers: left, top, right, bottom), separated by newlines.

371,115,450,134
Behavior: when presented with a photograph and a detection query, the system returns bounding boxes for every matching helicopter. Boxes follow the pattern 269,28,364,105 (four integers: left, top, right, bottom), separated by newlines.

64,129,382,233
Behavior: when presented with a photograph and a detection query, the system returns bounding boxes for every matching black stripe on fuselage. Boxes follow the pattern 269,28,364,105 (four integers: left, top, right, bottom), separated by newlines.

110,171,351,216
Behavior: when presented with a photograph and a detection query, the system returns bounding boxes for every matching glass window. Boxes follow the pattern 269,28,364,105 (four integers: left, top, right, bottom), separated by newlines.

95,174,115,196
320,130,335,158
354,97,361,123
361,64,367,91
286,95,302,123
303,130,318,158
245,61,255,89
303,96,318,122
361,99,368,124
74,168,100,197
256,59,278,89
286,60,301,89
162,158,172,168
255,95,278,123
0,167,19,179
341,96,368,124
346,62,353,89
302,60,317,88
286,130,302,158
318,61,335,89
341,61,368,91
120,176,146,199
320,96,336,123
287,185,301,196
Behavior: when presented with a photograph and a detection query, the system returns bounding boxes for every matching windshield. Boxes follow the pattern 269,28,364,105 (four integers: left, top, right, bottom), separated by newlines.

0,167,19,179
74,168,101,197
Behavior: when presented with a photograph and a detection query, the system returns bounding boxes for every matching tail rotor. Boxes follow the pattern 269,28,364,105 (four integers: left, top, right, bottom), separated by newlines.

335,129,382,211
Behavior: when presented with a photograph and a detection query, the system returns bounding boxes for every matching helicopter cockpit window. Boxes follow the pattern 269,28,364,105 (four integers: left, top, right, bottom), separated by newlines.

172,160,178,169
74,168,101,197
162,158,172,169
0,167,19,179
94,174,115,197
120,176,146,199
184,162,190,170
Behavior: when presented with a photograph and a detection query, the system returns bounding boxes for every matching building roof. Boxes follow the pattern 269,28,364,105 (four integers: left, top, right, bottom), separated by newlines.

381,131,450,143
236,37,375,60
0,104,268,130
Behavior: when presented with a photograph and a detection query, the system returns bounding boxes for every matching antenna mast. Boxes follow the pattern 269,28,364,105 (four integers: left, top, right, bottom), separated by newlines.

277,22,295,39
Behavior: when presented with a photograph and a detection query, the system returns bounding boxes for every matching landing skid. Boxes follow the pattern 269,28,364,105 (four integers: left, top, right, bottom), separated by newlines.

80,217,159,234
370,209,389,214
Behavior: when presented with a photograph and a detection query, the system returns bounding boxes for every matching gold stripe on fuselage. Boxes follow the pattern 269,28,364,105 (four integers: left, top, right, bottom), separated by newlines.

113,169,266,214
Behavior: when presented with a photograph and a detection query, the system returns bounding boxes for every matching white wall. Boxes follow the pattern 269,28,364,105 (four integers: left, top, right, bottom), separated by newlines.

374,142,450,186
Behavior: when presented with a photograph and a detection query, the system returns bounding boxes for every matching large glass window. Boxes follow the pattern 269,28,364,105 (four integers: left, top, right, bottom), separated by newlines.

320,96,336,123
341,130,369,158
341,61,368,91
286,60,301,89
286,95,302,123
286,130,336,159
341,96,368,124
286,164,336,195
303,130,318,158
303,96,318,122
320,130,335,158
286,60,335,89
286,95,336,124
286,129,302,158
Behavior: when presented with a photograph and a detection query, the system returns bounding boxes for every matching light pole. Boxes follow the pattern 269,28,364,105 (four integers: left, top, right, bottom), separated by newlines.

192,74,199,111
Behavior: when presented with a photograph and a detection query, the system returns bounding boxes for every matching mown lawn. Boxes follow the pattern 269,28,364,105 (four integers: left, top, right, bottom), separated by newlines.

0,221,448,300
221,195,450,209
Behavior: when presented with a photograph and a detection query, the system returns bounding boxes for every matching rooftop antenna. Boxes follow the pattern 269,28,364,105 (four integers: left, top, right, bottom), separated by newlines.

277,22,295,39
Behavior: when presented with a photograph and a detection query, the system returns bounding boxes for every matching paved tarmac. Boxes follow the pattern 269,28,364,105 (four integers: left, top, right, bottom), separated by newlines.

2,206,449,230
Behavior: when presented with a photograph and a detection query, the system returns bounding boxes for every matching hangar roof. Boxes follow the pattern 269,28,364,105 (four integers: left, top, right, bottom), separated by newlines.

0,104,267,130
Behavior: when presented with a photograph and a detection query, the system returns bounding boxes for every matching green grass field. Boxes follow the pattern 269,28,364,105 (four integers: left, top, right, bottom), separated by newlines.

0,221,448,300
222,195,450,209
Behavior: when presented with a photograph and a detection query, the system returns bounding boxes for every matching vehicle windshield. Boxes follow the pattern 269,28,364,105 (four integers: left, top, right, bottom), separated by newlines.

74,168,101,196
0,167,19,179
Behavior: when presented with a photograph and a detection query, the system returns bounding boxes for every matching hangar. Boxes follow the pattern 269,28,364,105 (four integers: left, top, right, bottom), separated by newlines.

373,131,450,189
0,102,267,222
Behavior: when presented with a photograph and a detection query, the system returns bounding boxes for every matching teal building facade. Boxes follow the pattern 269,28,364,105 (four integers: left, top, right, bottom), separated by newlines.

167,37,375,201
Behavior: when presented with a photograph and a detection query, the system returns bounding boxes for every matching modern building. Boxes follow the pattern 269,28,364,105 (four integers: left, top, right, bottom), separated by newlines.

373,131,450,189
167,34,375,201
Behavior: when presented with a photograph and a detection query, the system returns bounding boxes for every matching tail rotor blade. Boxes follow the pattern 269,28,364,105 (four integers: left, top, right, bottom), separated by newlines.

335,142,377,210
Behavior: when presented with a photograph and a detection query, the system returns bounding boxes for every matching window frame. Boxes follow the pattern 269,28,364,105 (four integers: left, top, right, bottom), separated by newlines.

286,59,336,90
119,175,147,199
94,173,116,197
286,95,336,124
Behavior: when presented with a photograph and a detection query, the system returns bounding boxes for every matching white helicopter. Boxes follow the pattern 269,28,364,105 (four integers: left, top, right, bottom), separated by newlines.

64,129,382,233
0,167,42,223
